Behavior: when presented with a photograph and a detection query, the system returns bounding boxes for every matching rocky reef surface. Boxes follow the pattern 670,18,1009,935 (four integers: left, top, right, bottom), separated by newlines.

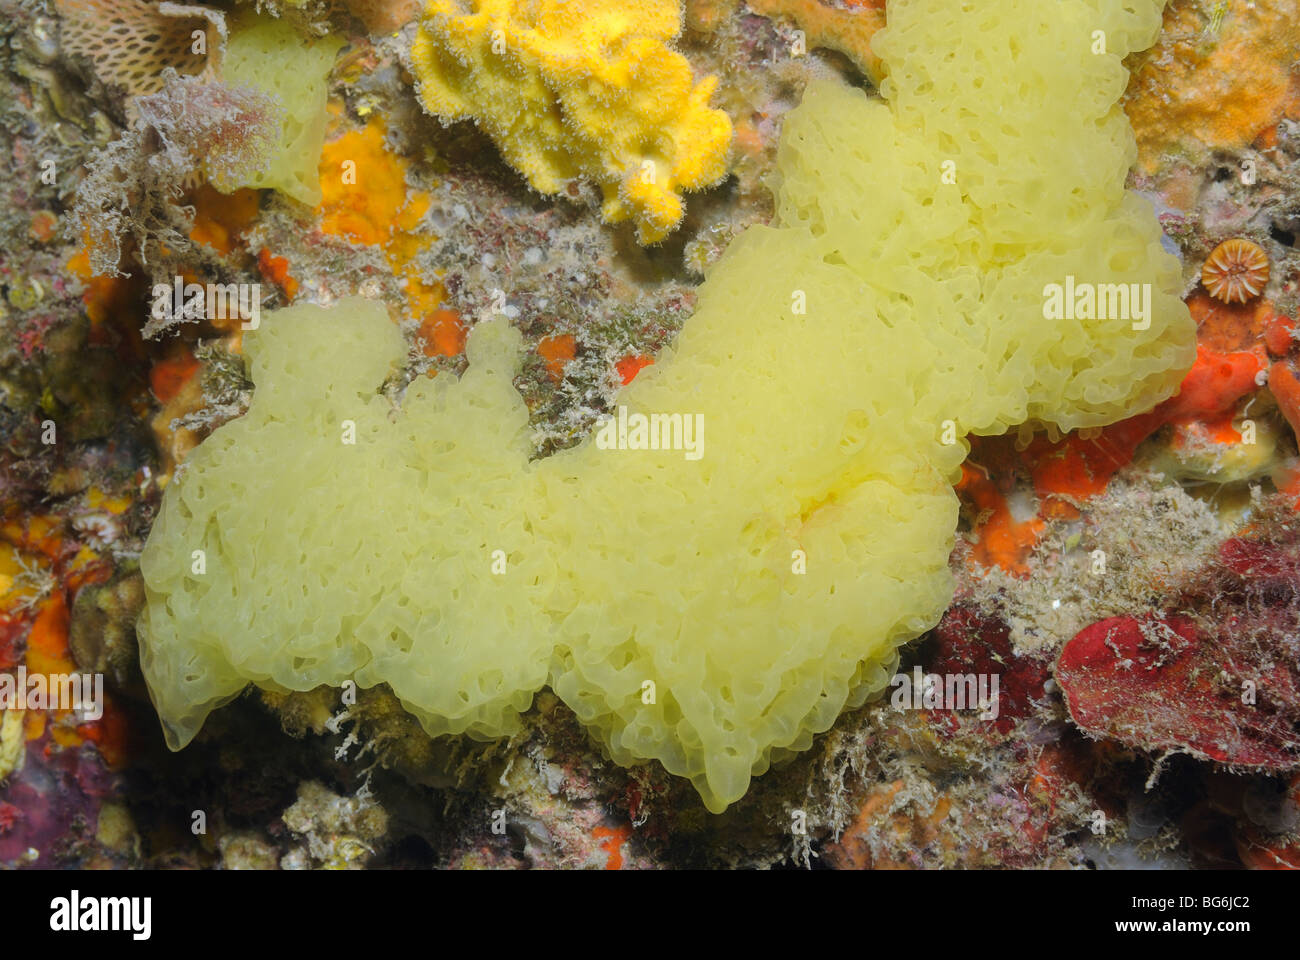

1,0,1298,869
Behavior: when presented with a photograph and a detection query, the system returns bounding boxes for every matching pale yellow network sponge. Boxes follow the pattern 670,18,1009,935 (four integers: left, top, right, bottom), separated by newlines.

218,13,344,205
139,0,1194,813
409,0,733,244
137,304,555,744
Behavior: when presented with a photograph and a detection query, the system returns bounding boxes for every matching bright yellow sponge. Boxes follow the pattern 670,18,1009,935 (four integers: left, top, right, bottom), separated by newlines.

409,0,733,244
139,0,1194,813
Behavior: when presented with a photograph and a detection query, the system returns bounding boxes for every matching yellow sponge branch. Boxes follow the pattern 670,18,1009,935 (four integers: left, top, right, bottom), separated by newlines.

409,0,733,244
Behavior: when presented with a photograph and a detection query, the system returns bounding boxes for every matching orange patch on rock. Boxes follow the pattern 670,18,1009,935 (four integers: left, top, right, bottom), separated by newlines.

955,461,1045,577
824,779,953,869
1187,292,1277,355
29,210,58,244
78,696,130,769
1021,419,1157,509
1125,0,1300,170
1171,412,1241,450
538,334,576,381
25,592,75,680
318,121,431,249
1268,361,1300,440
1,512,65,566
404,275,446,328
66,244,136,337
6,548,124,760
1164,345,1263,421
257,248,299,301
592,824,632,870
615,354,654,385
1032,346,1260,498
151,363,207,475
150,345,200,404
189,184,260,255
419,308,466,358
317,119,441,326
1265,314,1297,358
748,0,885,81
960,344,1265,573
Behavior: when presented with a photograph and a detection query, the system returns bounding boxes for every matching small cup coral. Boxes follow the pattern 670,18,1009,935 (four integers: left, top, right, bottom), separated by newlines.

409,0,733,244
1202,238,1270,305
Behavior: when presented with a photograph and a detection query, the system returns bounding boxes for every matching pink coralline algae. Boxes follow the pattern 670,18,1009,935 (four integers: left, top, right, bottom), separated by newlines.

0,800,21,835
1056,534,1300,770
0,736,121,867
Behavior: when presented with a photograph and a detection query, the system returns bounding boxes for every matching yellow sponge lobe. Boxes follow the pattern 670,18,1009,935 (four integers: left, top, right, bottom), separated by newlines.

139,0,1193,813
409,0,733,244
218,14,344,206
